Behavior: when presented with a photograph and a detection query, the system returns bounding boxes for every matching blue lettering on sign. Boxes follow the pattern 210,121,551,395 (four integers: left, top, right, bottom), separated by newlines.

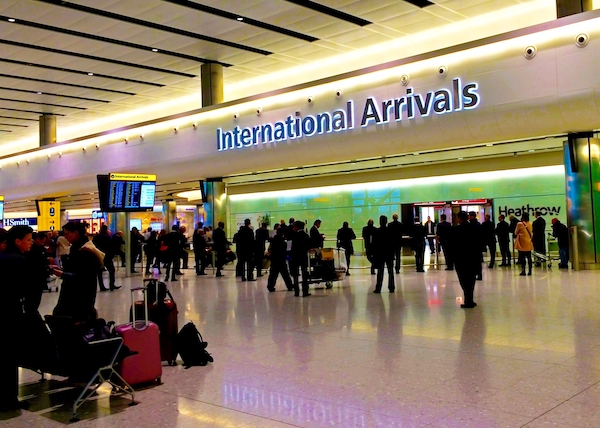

216,78,481,151
5,218,37,227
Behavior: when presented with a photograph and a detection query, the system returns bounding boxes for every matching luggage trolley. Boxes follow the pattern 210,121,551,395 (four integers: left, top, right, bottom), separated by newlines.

307,248,347,289
533,234,561,268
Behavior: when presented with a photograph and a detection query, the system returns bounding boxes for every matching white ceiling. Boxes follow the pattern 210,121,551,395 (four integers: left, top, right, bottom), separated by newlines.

0,0,555,152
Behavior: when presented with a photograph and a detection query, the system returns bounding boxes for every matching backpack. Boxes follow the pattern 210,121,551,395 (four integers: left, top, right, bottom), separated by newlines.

176,322,213,368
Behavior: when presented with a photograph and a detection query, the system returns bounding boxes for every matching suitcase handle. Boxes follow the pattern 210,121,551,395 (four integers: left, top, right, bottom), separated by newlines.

130,287,149,331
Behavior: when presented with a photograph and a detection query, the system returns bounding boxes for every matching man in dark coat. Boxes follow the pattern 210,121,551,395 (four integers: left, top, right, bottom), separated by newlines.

468,211,484,280
290,221,311,297
452,211,480,308
193,222,207,275
111,230,126,267
235,219,255,281
24,231,51,311
0,226,31,411
481,214,496,269
552,218,569,268
436,214,453,270
387,213,404,273
309,219,324,249
495,214,511,266
410,217,427,272
212,222,229,277
532,211,547,256
267,227,294,292
372,215,395,293
93,225,118,291
336,221,356,274
254,222,270,277
129,227,144,273
163,225,183,281
362,219,376,275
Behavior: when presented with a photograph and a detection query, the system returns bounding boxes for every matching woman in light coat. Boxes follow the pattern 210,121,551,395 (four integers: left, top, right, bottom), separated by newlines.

514,212,533,276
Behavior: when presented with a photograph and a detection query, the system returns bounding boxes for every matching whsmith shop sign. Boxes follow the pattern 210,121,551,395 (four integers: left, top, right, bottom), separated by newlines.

217,78,480,151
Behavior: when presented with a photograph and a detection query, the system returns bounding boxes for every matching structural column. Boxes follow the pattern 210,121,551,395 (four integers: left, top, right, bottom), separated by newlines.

162,200,177,231
39,114,56,146
201,63,224,107
204,178,226,231
563,133,600,270
556,0,592,18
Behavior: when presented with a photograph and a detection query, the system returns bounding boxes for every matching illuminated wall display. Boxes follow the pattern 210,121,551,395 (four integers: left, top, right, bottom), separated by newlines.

217,78,480,151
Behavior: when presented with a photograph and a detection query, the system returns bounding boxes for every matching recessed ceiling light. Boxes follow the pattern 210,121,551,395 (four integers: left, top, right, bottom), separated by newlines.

37,92,42,95
8,18,15,23
151,48,159,52
88,72,94,76
236,17,243,21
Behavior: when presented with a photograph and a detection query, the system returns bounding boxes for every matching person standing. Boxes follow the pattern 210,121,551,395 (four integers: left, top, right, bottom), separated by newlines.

129,227,144,273
362,219,376,275
515,213,533,276
551,218,569,268
56,231,71,267
163,225,182,281
424,216,437,254
495,215,511,266
193,222,207,275
212,222,229,277
387,213,404,273
290,221,311,297
93,224,119,291
468,211,484,280
51,222,104,322
0,226,31,411
451,211,480,308
372,215,395,293
410,217,426,272
436,214,453,270
236,219,255,281
336,221,356,275
532,211,547,256
143,230,159,275
481,214,497,269
254,222,270,278
178,226,189,271
267,227,294,292
309,219,325,249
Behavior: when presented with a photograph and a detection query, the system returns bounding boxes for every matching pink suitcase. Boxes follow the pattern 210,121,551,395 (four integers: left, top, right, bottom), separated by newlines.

116,286,162,386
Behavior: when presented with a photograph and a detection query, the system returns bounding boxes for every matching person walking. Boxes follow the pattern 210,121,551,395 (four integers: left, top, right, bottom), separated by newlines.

372,215,395,293
193,222,207,275
212,222,229,277
451,211,480,308
495,215,511,266
515,213,533,276
410,217,426,272
267,227,294,292
424,216,437,254
362,219,376,275
290,221,311,297
387,213,404,273
481,214,496,269
143,230,159,275
254,222,270,278
336,221,356,275
163,225,183,281
436,214,453,270
93,224,119,291
532,211,547,257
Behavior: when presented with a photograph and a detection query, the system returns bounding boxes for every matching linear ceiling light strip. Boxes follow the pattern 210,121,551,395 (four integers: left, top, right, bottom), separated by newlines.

0,73,136,95
0,15,229,65
36,0,272,56
284,0,372,26
0,98,86,110
0,107,64,116
0,115,38,122
161,0,318,43
0,86,109,103
0,41,195,79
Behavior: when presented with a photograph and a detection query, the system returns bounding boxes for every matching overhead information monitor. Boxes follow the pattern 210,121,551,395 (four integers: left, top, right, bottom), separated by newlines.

98,173,156,212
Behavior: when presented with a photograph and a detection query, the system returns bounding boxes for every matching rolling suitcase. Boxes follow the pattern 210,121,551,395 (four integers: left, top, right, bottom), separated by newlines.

130,279,178,365
116,286,162,386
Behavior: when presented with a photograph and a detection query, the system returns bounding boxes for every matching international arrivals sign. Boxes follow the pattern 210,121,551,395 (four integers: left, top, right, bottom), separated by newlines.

217,78,480,151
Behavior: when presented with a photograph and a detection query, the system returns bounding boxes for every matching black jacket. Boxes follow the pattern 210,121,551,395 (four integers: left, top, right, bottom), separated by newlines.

309,225,324,249
451,221,481,268
291,230,311,265
387,220,404,250
337,227,356,255
481,220,496,244
235,225,255,257
495,220,510,243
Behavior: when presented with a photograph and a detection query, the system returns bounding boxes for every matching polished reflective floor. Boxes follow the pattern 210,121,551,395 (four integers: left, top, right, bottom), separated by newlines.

5,255,600,427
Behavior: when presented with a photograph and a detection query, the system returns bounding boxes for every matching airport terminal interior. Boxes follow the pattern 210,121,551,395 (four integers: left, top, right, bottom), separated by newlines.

2,0,600,426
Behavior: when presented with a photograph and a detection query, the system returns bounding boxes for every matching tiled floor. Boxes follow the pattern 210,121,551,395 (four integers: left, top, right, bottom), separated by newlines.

4,255,600,427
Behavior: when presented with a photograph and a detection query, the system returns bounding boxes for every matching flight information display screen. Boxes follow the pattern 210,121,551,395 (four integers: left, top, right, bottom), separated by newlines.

97,173,156,212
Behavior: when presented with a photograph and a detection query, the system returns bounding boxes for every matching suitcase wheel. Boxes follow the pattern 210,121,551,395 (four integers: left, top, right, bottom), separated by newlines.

325,282,333,289
156,377,162,384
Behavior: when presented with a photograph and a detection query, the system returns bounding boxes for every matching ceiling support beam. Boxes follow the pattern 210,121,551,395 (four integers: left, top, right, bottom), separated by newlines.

39,114,56,146
556,0,593,18
201,63,224,107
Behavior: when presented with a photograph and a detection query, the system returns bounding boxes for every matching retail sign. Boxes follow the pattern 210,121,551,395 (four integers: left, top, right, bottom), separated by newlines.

217,78,480,151
5,218,37,227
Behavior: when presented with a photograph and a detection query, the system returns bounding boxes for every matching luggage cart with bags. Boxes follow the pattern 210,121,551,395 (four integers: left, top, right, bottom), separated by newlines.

307,248,347,289
533,234,561,268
